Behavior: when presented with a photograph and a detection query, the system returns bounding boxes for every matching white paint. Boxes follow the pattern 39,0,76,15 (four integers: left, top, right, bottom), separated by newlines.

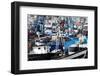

29,46,48,54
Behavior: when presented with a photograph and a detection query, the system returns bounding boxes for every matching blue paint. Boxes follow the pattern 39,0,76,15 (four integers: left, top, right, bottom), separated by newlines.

49,37,87,52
